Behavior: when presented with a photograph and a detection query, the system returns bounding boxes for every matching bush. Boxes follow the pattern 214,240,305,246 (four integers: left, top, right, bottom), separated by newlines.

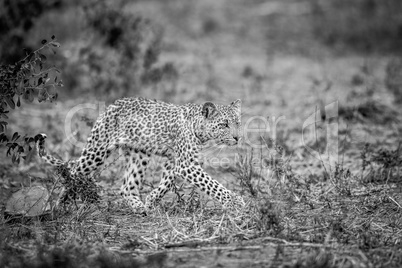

0,37,63,163
385,57,402,103
311,0,402,53
61,0,178,98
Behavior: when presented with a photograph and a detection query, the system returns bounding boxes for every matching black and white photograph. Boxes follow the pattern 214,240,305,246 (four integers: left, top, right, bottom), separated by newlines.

1,0,401,267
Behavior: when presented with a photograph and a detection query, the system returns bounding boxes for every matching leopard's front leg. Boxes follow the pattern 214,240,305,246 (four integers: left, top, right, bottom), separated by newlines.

144,120,244,211
174,125,244,209
144,161,244,211
176,162,244,208
144,159,175,211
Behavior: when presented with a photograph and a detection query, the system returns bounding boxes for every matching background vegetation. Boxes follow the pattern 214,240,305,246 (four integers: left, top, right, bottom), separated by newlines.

1,0,402,267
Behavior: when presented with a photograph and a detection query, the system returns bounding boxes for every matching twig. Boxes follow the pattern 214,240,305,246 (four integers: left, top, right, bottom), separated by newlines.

135,240,339,255
164,239,209,249
140,236,158,250
260,236,338,248
388,196,402,209
165,212,188,239
210,213,225,237
18,40,59,64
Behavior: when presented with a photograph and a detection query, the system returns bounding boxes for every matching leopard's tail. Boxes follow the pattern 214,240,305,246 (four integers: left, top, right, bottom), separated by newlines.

34,134,65,167
34,134,100,204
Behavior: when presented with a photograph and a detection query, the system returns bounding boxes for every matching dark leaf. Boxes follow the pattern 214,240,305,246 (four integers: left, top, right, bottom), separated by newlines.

17,145,24,153
5,96,15,109
0,113,9,119
0,133,8,143
41,39,47,44
12,132,19,141
51,35,56,40
51,92,58,101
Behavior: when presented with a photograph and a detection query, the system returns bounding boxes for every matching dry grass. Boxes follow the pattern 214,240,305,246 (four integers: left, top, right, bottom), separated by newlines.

2,137,401,267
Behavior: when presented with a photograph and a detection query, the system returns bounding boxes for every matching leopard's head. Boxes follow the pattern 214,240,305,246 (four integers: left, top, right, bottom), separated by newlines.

197,100,242,146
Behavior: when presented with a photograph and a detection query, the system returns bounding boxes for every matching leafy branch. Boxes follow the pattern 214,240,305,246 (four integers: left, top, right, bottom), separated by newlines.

0,36,63,163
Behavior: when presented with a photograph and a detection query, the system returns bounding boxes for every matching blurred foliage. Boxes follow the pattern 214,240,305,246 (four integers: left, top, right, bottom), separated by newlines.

61,0,178,98
311,0,402,53
361,143,402,183
385,57,402,103
0,0,63,64
264,0,402,55
0,37,63,163
1,0,179,100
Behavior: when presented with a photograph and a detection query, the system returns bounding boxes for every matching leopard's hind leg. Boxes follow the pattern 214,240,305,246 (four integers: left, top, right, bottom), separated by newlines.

144,157,175,211
120,148,149,214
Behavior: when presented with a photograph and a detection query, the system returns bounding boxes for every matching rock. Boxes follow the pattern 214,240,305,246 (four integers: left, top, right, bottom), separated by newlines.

5,185,51,217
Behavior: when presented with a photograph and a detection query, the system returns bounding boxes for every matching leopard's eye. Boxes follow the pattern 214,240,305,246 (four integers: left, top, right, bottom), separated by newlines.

221,120,229,128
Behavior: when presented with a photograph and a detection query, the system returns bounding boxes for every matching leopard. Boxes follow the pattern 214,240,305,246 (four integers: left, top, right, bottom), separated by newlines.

35,97,245,215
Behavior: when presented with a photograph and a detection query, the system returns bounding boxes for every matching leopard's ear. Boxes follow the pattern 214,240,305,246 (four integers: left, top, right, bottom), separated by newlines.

202,102,219,119
230,99,241,113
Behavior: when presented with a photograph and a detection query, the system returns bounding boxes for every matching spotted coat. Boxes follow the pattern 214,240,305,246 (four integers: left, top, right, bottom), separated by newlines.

36,97,244,214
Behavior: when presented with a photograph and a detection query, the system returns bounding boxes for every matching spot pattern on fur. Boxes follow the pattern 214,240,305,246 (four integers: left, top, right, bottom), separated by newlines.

36,97,245,214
